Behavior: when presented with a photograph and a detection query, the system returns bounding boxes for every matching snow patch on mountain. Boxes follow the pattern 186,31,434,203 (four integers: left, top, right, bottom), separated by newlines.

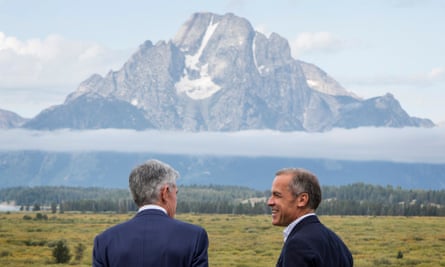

306,79,319,88
175,15,221,100
252,33,267,75
185,16,218,70
175,65,221,99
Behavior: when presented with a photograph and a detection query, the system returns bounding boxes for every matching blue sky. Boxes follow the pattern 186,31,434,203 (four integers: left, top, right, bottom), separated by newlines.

0,0,444,124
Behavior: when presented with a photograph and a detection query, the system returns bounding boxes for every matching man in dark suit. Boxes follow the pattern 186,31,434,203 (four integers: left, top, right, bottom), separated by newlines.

267,168,353,267
93,159,209,267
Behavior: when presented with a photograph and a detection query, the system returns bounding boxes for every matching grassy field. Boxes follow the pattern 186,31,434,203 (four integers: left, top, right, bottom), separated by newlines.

0,212,444,266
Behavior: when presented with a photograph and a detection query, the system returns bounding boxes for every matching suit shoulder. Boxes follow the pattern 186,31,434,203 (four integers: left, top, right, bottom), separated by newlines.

174,218,207,232
95,218,134,238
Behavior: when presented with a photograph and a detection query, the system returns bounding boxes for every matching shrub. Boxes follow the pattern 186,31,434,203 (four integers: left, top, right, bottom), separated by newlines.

0,250,11,257
74,243,86,263
24,240,46,246
35,213,48,220
52,239,71,264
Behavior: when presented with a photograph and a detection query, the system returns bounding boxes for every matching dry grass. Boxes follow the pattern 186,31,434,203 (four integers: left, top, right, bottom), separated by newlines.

0,212,444,266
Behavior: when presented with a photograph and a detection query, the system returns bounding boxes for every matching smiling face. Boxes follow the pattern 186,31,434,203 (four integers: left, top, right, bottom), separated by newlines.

267,173,305,226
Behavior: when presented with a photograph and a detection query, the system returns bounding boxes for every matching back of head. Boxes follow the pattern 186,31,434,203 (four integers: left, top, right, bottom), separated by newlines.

276,168,322,210
129,159,179,207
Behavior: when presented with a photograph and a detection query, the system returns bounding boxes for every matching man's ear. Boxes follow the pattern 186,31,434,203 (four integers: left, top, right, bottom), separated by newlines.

297,193,309,208
160,186,169,203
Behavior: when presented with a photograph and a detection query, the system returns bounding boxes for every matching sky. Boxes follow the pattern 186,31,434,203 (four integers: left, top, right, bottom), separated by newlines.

0,0,444,165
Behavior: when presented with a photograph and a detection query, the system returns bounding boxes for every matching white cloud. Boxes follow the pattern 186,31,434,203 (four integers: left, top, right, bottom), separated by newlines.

290,31,344,58
0,32,131,89
344,66,445,88
427,67,445,80
1,127,444,164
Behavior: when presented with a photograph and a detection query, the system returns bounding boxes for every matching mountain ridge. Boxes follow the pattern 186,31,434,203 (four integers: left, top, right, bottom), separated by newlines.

0,12,432,131
0,151,444,190
0,108,28,128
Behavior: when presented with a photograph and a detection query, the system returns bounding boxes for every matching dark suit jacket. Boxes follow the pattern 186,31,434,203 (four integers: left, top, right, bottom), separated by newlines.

277,215,353,267
93,209,209,267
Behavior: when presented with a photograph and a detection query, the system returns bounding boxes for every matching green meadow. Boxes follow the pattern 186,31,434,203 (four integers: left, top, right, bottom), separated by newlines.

0,212,444,267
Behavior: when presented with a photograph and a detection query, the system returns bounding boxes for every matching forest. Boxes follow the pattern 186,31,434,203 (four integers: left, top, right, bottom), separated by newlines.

1,183,444,216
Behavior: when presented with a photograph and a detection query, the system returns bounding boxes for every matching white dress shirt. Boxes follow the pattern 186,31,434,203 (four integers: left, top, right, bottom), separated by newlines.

138,204,167,215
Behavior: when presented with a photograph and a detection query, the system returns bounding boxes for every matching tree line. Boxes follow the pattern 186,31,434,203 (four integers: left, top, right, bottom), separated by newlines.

1,183,444,216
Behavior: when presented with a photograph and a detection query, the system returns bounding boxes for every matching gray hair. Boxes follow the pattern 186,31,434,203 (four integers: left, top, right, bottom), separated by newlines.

129,159,179,207
275,168,322,210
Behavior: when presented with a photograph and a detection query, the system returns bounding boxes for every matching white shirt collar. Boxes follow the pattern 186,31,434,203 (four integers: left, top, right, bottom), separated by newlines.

138,204,167,215
283,213,316,242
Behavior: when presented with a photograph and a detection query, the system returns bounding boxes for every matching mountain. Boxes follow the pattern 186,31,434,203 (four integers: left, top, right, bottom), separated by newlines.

24,93,152,130
0,109,27,128
21,12,434,132
0,151,444,190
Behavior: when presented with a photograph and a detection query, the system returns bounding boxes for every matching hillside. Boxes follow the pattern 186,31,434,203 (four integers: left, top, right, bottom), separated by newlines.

1,184,444,216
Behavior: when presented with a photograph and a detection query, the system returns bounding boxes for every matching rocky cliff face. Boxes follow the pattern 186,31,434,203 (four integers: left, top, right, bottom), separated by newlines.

22,12,434,131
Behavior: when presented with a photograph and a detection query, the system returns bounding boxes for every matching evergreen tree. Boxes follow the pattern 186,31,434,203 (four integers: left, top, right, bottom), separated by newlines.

51,202,57,214
32,203,40,211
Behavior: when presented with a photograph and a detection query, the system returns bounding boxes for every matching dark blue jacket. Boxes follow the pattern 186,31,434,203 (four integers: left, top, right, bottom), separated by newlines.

277,215,353,267
93,209,208,267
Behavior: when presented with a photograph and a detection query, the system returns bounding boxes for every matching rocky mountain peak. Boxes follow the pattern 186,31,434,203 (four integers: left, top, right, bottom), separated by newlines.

19,12,435,132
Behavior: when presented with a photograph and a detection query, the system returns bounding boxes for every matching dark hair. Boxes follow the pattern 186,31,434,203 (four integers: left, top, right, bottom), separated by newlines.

275,168,322,210
129,159,179,207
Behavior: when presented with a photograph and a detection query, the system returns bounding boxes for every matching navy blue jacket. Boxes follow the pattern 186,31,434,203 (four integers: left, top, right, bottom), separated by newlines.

277,215,353,267
93,209,208,267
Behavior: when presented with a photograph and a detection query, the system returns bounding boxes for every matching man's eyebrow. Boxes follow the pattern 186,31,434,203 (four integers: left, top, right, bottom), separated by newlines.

272,191,282,196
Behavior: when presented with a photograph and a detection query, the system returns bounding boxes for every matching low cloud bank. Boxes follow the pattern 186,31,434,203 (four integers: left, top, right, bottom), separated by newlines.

1,126,444,164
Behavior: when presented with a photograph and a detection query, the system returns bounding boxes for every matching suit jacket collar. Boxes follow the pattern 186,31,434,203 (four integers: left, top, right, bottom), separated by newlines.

288,214,320,237
284,213,316,241
135,208,169,218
